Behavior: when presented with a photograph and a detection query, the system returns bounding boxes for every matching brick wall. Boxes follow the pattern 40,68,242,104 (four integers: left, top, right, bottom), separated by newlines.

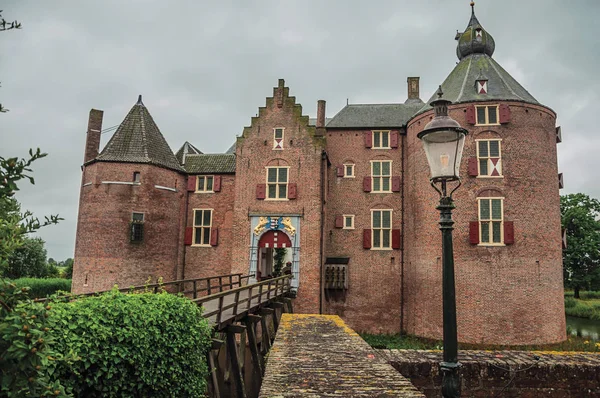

230,80,325,314
73,162,186,293
323,128,403,334
184,174,236,279
404,102,565,345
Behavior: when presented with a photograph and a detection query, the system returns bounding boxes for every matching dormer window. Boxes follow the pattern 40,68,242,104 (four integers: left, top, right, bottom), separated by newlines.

273,128,284,150
476,80,488,94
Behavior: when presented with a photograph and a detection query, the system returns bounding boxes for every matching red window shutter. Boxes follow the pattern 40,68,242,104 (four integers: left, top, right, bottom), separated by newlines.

392,176,401,192
184,227,193,245
363,176,372,192
187,176,197,192
499,104,511,124
466,105,476,124
392,229,401,249
256,184,266,200
337,166,344,177
469,222,479,245
288,183,297,199
504,221,514,245
364,131,372,148
210,228,219,246
363,229,371,249
390,131,399,148
213,176,222,192
335,215,343,228
467,157,478,177
556,126,562,144
558,173,564,189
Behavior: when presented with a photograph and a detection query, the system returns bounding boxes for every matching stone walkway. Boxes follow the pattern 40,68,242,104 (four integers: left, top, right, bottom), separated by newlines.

259,314,424,397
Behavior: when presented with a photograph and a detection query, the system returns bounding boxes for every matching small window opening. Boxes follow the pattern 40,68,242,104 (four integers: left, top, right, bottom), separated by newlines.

131,212,144,242
133,172,141,183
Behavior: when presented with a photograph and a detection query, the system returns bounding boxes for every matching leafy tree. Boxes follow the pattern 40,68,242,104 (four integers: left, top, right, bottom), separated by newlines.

62,258,73,279
0,150,62,272
561,193,600,298
273,248,287,277
5,237,48,279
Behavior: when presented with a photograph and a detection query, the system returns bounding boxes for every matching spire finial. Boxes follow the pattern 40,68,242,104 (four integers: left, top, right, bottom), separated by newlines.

436,85,444,99
136,95,144,106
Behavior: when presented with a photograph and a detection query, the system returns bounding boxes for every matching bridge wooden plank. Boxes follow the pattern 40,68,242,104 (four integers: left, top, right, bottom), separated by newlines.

259,314,425,398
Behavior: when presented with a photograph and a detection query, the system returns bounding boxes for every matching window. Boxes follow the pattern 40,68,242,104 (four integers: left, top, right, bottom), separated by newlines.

344,164,355,178
193,209,212,245
477,140,502,177
130,212,144,242
476,105,499,126
478,198,503,245
196,176,214,192
371,160,392,193
372,131,390,149
273,128,284,150
343,215,354,229
133,172,141,183
266,167,289,200
372,210,392,249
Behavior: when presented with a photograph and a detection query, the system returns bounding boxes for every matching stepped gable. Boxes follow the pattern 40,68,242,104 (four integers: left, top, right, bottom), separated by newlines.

95,95,184,172
175,141,203,164
327,102,423,129
184,153,236,174
417,3,538,115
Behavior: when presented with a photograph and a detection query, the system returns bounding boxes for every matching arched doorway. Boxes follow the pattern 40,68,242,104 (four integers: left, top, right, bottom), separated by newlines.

256,230,293,281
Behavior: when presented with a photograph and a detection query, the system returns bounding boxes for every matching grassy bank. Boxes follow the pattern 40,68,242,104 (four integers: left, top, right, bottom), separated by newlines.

360,333,600,353
564,295,600,320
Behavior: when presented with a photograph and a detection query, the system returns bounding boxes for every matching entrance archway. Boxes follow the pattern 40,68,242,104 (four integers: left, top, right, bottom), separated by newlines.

256,230,293,280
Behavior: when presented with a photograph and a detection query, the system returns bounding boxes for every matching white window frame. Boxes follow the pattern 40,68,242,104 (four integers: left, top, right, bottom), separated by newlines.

196,175,215,193
273,127,285,150
372,130,391,149
371,209,392,250
265,166,289,201
192,208,213,247
475,105,500,126
370,160,392,193
343,163,355,178
477,198,504,246
343,215,355,230
476,139,503,178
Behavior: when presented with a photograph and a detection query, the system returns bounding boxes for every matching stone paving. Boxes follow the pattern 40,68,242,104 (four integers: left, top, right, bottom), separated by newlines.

259,314,424,397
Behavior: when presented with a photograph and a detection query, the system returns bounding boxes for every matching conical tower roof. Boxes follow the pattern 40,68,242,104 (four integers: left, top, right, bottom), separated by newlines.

95,96,184,172
417,3,539,115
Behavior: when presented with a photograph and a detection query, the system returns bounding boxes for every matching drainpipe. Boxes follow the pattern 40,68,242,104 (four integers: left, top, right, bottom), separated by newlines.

319,150,327,314
181,176,190,280
400,132,406,333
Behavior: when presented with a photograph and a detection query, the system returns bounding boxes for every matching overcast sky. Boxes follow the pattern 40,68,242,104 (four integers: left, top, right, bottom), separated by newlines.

2,0,598,260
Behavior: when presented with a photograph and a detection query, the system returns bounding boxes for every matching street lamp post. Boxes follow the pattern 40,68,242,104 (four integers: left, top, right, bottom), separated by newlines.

417,86,467,398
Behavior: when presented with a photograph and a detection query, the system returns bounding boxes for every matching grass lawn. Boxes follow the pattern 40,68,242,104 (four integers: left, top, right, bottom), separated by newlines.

564,295,600,320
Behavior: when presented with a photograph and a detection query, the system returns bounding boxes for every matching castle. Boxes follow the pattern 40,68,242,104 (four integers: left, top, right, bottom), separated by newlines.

73,5,566,345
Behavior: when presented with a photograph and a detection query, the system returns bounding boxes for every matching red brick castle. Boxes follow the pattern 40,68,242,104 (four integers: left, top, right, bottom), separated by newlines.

73,5,566,345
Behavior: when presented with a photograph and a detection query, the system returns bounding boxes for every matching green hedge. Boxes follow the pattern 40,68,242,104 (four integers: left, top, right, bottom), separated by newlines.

11,278,71,299
48,290,212,397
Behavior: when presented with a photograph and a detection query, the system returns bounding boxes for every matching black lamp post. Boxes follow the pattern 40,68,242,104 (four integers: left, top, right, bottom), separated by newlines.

417,86,467,398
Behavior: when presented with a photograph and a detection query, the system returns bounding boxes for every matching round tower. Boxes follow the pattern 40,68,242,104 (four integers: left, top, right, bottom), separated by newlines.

72,96,187,293
404,4,565,345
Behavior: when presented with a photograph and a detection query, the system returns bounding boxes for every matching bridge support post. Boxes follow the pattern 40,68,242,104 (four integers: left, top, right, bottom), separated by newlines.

259,308,274,353
225,324,248,398
269,302,284,334
243,314,264,379
281,297,294,313
207,339,224,398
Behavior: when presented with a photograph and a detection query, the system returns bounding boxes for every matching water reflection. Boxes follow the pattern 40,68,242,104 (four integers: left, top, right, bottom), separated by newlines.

566,315,600,340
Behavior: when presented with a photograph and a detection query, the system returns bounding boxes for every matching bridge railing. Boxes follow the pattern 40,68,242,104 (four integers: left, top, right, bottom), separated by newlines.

193,274,292,329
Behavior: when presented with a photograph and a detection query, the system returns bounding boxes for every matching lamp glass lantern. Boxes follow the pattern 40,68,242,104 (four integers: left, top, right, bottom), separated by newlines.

417,89,467,183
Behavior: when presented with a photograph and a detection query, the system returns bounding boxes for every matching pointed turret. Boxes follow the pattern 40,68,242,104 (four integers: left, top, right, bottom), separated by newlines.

95,96,184,172
456,2,495,60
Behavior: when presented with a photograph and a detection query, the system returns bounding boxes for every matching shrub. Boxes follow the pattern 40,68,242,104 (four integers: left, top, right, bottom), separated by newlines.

564,296,577,308
48,290,212,397
0,279,70,397
12,278,71,299
581,291,600,300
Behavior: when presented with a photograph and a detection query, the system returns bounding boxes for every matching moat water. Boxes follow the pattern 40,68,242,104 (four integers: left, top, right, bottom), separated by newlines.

566,315,600,340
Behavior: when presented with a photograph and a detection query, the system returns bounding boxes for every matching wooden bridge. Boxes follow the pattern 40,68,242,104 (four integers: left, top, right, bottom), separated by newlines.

78,272,294,397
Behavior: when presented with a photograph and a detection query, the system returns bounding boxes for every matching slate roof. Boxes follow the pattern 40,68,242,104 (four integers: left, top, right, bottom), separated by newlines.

95,96,184,172
175,141,203,164
326,101,424,128
184,154,236,174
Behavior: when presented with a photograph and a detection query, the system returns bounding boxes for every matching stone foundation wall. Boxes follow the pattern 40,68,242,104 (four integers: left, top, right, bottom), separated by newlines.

379,349,600,397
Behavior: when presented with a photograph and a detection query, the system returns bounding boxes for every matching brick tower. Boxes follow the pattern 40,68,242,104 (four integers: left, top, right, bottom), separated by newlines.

72,96,187,293
403,5,565,344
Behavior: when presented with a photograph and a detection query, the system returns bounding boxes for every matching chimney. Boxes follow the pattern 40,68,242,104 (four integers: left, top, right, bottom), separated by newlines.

84,109,104,163
407,77,420,100
316,100,326,128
